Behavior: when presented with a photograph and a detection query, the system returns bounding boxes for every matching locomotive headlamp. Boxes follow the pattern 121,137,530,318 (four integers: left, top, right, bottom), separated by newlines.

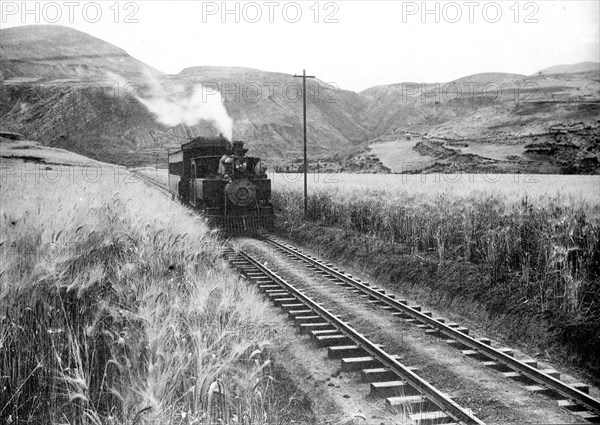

235,158,248,172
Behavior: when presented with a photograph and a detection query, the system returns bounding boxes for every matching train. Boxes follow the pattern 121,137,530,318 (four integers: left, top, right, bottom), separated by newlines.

168,136,275,233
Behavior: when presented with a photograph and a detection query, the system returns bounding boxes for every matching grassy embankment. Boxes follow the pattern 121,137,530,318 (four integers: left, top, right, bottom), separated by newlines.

0,159,313,424
273,186,600,380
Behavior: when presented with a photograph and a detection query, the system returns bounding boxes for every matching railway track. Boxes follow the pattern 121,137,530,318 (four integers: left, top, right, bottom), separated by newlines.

258,235,600,423
225,245,486,425
130,169,173,197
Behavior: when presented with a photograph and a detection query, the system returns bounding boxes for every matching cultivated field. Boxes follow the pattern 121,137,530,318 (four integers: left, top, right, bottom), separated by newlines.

130,166,600,374
134,168,600,203
272,175,600,376
271,172,600,202
0,156,295,424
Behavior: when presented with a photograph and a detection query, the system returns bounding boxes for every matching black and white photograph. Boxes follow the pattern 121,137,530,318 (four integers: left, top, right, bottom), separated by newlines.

1,1,599,424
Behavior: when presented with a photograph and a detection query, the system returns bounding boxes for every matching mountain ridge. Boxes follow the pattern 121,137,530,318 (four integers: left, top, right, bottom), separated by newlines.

535,62,600,76
0,25,163,81
1,25,598,173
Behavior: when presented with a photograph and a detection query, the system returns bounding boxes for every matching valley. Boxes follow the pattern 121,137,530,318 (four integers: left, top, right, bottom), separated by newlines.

1,25,599,174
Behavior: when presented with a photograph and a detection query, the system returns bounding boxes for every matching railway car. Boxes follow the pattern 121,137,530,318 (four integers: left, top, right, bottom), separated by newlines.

168,136,274,232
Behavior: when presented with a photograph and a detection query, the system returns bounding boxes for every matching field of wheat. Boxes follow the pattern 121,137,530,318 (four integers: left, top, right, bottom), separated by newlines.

270,172,600,202
135,169,600,202
275,182,600,311
0,162,292,425
273,180,600,374
131,166,600,372
134,168,600,318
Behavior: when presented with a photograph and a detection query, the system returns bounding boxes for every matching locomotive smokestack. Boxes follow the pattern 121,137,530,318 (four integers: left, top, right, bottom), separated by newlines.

233,140,248,157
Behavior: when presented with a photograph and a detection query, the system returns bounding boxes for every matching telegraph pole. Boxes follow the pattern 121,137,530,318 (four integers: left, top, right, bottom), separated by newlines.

167,148,170,190
294,69,315,217
155,153,159,180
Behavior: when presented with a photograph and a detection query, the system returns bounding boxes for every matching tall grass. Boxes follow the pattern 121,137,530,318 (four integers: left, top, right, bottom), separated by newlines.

0,166,284,424
274,186,600,341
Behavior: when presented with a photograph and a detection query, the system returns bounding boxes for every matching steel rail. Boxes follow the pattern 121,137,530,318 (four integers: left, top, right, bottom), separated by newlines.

229,247,486,425
130,170,172,195
263,236,600,415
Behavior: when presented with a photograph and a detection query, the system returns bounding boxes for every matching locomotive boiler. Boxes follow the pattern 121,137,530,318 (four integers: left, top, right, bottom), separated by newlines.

168,136,274,233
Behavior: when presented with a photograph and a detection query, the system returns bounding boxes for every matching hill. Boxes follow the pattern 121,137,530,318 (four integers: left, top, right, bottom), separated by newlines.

173,66,371,159
536,62,600,75
0,131,115,167
361,70,600,174
450,72,527,84
0,26,372,164
0,25,162,82
1,25,598,173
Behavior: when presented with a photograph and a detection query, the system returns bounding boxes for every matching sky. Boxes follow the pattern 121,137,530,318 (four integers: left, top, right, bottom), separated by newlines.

2,0,599,91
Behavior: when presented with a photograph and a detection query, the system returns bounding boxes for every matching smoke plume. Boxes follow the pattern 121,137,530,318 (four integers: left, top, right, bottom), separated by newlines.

107,71,233,140
137,84,233,140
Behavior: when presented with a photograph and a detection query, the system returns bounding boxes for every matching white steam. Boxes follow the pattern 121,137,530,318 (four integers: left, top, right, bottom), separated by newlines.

106,71,233,140
137,85,233,140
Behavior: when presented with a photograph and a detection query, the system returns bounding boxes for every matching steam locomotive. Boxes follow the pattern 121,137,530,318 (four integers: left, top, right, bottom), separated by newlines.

168,136,274,232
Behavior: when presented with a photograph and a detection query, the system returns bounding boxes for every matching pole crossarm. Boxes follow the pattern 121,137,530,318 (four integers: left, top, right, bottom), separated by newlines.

294,69,316,217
